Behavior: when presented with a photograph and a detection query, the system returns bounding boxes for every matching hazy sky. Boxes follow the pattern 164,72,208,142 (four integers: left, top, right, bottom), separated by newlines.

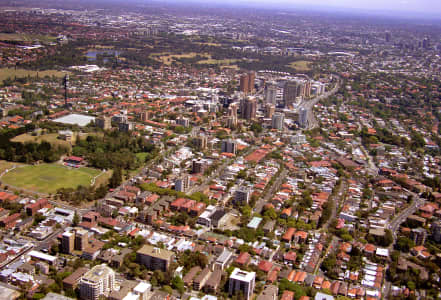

206,0,441,16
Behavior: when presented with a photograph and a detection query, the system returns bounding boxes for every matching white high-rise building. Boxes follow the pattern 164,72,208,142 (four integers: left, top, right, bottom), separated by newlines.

229,268,256,300
79,264,115,300
271,112,284,130
299,107,308,128
265,84,277,105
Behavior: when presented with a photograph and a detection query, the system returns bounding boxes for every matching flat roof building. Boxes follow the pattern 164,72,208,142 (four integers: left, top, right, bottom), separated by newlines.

228,268,255,300
79,264,115,300
136,245,175,272
53,114,95,127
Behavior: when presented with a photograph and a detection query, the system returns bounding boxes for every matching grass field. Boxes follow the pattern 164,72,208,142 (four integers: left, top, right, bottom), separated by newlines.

12,132,101,150
136,152,150,162
197,58,239,65
288,60,312,71
0,33,56,43
12,133,72,149
196,42,221,47
0,160,21,175
94,170,113,187
150,52,210,65
0,68,66,82
1,164,102,194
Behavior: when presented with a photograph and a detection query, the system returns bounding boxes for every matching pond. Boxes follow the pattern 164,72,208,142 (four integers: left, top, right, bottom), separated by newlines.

86,50,121,62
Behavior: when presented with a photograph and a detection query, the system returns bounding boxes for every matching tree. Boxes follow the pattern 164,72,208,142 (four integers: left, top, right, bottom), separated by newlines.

72,211,80,227
171,276,185,294
250,122,263,134
109,168,122,188
162,285,174,295
321,254,337,273
396,237,415,253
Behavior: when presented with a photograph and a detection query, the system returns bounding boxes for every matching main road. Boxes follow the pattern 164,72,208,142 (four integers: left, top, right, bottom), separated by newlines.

388,191,425,242
254,168,289,214
298,76,341,130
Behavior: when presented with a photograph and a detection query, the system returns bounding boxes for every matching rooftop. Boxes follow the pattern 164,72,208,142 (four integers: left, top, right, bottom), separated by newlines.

136,244,174,260
81,264,115,283
230,268,255,282
53,113,95,127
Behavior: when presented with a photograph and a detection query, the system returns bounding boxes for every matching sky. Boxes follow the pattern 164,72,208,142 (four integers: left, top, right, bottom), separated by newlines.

189,0,441,18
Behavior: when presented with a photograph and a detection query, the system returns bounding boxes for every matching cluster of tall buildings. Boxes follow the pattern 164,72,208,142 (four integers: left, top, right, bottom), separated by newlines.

283,80,311,108
61,228,89,254
265,79,325,108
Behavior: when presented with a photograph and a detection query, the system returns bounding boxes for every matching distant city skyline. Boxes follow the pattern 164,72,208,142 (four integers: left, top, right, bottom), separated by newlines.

174,0,441,18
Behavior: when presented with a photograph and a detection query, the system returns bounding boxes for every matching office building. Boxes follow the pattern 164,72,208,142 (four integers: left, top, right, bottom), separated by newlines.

95,116,111,130
192,159,208,174
265,104,275,119
265,84,277,105
221,140,237,154
239,72,255,94
79,264,115,300
140,111,152,122
75,228,89,251
137,245,175,272
299,108,308,128
411,228,427,246
240,74,250,94
61,231,75,254
228,268,256,300
271,112,284,130
290,133,306,144
175,176,191,192
194,136,207,150
240,97,257,120
234,187,252,205
283,80,311,107
176,117,190,127
118,122,134,132
432,221,441,243
283,81,301,108
227,116,238,129
228,103,238,118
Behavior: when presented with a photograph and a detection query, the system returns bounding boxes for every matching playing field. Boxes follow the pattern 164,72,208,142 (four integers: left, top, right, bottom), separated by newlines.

0,68,66,83
1,164,102,194
0,160,21,175
150,52,210,65
288,60,312,71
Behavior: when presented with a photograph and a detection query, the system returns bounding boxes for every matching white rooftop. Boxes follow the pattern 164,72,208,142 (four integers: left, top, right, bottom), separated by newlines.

134,281,151,293
53,113,95,127
230,268,255,282
28,250,57,263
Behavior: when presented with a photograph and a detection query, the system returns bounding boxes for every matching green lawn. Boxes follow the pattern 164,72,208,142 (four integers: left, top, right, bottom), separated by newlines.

287,60,312,71
0,68,66,83
136,152,149,162
1,164,101,194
